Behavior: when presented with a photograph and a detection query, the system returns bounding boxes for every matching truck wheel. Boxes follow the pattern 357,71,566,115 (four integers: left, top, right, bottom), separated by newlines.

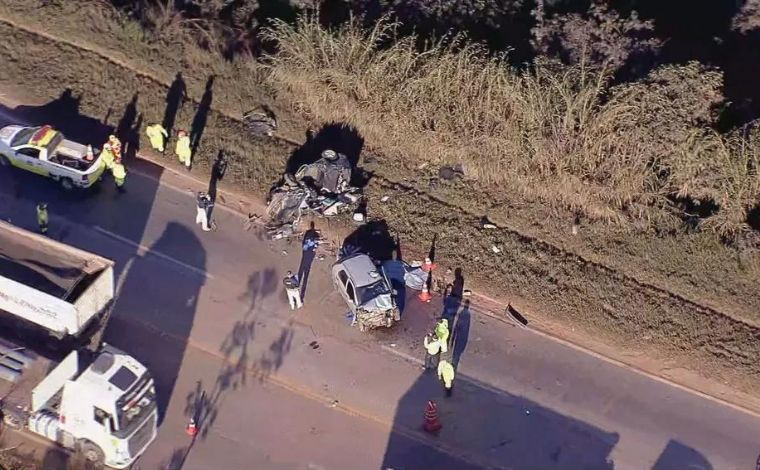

0,155,9,167
79,440,105,465
2,409,24,430
60,177,74,191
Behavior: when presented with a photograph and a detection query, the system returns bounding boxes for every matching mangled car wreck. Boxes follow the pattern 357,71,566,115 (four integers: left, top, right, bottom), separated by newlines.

266,149,361,239
332,252,401,331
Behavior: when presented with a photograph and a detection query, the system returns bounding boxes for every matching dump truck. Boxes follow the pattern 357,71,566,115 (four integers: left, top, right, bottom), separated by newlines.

0,124,106,190
0,221,158,468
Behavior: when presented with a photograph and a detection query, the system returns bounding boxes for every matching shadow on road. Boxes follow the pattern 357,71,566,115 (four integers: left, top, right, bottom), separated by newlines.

382,369,620,470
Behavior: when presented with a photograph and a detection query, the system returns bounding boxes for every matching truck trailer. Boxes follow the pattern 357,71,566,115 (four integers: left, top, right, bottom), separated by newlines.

0,220,158,468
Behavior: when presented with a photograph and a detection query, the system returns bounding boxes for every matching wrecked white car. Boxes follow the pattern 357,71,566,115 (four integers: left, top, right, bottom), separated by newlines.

332,253,400,332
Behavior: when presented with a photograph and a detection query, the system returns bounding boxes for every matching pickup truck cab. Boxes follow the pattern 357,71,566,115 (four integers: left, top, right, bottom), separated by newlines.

0,125,105,190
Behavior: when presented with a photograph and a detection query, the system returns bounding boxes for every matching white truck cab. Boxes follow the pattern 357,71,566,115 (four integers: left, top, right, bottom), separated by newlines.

0,221,158,468
0,124,106,190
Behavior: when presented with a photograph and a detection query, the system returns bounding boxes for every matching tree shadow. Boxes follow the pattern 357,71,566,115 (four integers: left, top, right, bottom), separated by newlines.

163,72,187,138
179,267,290,440
651,440,713,470
382,369,619,470
103,223,206,423
191,75,215,157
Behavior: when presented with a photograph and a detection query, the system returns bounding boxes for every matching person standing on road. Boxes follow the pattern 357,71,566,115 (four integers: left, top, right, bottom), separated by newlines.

101,143,115,171
176,130,192,170
36,203,48,235
196,191,213,232
437,359,455,397
111,156,127,192
435,319,450,353
423,332,442,371
146,124,168,152
283,271,303,310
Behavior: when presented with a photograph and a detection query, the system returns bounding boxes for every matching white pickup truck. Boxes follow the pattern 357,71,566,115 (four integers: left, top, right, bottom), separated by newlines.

0,124,105,190
0,221,158,468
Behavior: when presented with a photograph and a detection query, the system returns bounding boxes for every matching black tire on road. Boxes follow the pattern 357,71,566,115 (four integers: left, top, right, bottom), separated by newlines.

60,177,75,191
79,440,105,466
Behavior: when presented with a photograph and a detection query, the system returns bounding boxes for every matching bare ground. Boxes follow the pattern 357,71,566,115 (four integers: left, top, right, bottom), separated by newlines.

1,1,760,404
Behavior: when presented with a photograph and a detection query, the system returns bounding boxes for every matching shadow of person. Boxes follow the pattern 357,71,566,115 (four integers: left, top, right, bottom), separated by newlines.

103,223,206,422
163,72,187,138
443,267,465,323
451,299,471,368
207,150,228,220
651,440,713,470
298,221,319,300
124,113,142,162
115,92,138,145
191,75,215,156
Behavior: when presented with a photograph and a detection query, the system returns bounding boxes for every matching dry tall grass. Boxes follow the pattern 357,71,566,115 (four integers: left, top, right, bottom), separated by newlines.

263,14,760,234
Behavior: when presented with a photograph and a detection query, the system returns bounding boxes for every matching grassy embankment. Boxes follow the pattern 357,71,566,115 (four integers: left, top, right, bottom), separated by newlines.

1,1,760,395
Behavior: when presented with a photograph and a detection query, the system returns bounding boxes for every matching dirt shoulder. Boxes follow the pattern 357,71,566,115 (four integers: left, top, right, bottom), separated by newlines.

1,6,760,414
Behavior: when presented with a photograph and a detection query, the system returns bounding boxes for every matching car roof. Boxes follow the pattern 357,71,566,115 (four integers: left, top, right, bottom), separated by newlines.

337,253,382,287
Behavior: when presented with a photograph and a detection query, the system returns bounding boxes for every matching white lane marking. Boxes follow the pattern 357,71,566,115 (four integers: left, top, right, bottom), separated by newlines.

93,225,214,280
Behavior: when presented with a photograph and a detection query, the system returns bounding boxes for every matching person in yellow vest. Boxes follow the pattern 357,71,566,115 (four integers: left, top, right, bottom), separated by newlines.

108,134,121,149
101,143,115,170
423,333,442,371
112,142,123,163
437,359,455,397
36,203,48,235
111,156,127,192
175,130,192,169
435,319,450,353
146,124,168,152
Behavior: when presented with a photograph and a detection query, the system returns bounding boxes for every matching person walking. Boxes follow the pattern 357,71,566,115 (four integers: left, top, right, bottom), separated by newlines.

36,203,48,235
176,130,192,169
146,124,168,152
435,318,450,353
283,271,303,310
423,332,442,371
437,359,455,397
111,157,127,192
195,192,213,232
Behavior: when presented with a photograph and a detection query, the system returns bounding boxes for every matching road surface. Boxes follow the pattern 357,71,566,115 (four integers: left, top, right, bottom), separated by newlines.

0,96,759,470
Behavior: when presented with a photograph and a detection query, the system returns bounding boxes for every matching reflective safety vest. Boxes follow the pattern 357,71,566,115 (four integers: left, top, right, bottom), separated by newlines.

112,162,126,180
101,147,115,170
435,319,450,352
437,360,455,389
146,124,168,150
176,136,191,160
36,205,48,226
424,336,441,355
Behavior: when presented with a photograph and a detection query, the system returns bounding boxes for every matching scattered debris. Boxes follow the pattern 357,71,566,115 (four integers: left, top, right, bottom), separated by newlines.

243,106,277,137
438,164,464,180
506,303,529,328
243,212,260,231
309,341,320,350
266,149,362,239
380,195,390,203
479,216,497,229
463,289,472,297
281,250,288,256
491,245,502,254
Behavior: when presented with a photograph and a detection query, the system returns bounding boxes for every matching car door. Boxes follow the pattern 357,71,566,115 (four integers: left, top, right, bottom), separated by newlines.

334,268,357,312
13,146,49,176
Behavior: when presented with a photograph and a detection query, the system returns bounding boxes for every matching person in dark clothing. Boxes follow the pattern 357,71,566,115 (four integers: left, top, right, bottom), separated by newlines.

283,270,302,310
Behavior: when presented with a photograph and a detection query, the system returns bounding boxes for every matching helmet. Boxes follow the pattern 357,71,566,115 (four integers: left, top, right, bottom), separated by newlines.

321,149,337,160
38,203,47,209
108,134,118,142
103,143,112,151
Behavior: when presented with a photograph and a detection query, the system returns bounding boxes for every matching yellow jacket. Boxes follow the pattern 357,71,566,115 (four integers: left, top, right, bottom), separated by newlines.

437,360,455,388
112,162,126,180
176,136,191,159
424,335,441,355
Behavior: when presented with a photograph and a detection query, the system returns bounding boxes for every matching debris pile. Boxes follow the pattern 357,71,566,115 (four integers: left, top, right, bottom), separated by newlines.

243,106,277,137
266,149,362,239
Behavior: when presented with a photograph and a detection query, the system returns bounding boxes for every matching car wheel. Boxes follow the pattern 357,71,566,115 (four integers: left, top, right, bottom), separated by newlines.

60,177,74,191
0,155,10,167
79,440,105,465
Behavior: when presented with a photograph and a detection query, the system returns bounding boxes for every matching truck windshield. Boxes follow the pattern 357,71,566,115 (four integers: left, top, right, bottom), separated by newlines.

10,127,38,147
113,372,156,438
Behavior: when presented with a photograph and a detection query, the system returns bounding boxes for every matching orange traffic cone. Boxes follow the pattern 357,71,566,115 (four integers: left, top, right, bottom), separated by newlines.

423,400,442,434
186,417,198,437
418,283,432,302
421,257,437,273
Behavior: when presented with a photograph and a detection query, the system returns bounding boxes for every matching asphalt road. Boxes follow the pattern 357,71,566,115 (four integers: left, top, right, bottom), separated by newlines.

1,99,760,470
